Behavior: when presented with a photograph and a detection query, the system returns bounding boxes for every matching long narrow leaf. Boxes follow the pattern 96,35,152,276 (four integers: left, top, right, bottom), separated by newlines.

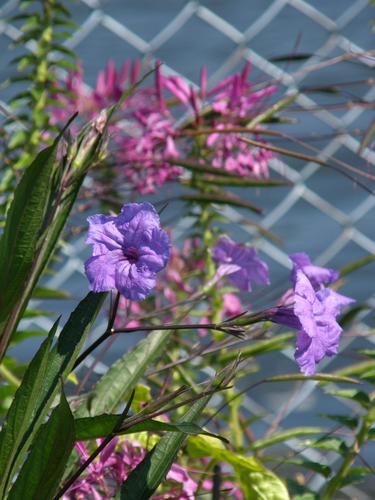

75,414,225,442
0,322,57,497
179,191,262,214
0,144,59,356
250,427,326,451
0,292,105,497
8,391,75,500
120,393,212,500
78,330,172,416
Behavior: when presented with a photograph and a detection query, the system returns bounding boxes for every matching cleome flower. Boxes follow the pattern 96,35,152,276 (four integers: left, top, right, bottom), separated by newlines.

85,202,170,301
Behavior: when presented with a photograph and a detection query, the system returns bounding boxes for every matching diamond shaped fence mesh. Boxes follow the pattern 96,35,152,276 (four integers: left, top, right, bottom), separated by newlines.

0,0,374,497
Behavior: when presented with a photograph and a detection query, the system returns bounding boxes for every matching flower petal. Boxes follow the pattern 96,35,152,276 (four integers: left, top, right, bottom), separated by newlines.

85,251,123,292
115,262,156,301
290,252,339,288
86,214,123,256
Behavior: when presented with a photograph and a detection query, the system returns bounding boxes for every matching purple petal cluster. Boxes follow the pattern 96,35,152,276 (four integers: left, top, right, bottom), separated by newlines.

271,253,354,375
212,237,269,292
85,202,170,301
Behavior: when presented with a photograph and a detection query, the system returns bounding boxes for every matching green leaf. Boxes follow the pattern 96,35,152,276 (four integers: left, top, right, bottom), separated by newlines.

342,468,372,487
169,158,238,178
0,143,59,355
0,324,57,497
9,330,46,347
53,58,77,70
75,414,225,441
268,457,331,478
32,286,70,300
286,479,319,500
219,333,294,363
340,304,371,327
0,111,107,359
120,394,213,500
359,118,375,155
265,373,359,385
23,308,53,318
306,437,348,454
188,435,290,500
325,389,371,408
179,191,262,214
251,427,325,451
131,383,151,412
319,414,358,430
20,13,41,31
247,93,297,128
270,53,313,63
0,292,105,497
8,390,75,500
340,254,375,277
332,360,375,378
196,176,290,187
50,43,76,58
79,330,174,417
8,129,27,150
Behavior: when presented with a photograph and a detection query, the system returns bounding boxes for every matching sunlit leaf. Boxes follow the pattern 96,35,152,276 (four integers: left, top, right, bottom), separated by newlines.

188,435,290,500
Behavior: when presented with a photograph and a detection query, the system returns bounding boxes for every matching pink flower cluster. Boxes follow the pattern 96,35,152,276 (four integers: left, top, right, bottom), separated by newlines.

51,59,276,192
161,62,277,178
64,437,242,499
64,438,198,499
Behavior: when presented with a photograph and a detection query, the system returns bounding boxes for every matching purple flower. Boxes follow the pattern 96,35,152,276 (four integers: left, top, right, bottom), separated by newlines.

85,202,170,301
212,237,269,292
293,269,354,375
290,252,339,289
270,254,354,375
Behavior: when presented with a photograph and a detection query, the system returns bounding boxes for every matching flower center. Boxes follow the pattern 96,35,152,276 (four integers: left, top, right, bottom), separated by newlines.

123,246,139,264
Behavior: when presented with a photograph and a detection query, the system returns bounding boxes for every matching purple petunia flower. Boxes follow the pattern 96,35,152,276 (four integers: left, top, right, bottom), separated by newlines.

270,253,354,375
212,237,269,292
290,252,339,290
85,202,170,301
293,269,354,375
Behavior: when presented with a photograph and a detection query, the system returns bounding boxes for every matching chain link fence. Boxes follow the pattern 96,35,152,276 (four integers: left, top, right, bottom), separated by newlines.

0,0,374,497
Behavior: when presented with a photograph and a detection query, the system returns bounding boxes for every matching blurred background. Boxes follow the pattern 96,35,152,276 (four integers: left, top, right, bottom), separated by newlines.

1,1,374,497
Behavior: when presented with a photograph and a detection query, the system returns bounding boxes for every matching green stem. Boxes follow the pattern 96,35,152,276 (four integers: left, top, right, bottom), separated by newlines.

322,419,371,500
0,363,21,387
16,0,55,169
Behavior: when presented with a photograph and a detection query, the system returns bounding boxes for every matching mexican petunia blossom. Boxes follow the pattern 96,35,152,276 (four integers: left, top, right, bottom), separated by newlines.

290,252,339,289
85,202,170,301
270,253,354,375
212,237,269,292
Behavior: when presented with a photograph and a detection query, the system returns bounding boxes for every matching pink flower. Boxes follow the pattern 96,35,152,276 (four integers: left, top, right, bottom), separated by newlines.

64,438,199,499
117,111,181,193
222,293,242,317
203,479,243,499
